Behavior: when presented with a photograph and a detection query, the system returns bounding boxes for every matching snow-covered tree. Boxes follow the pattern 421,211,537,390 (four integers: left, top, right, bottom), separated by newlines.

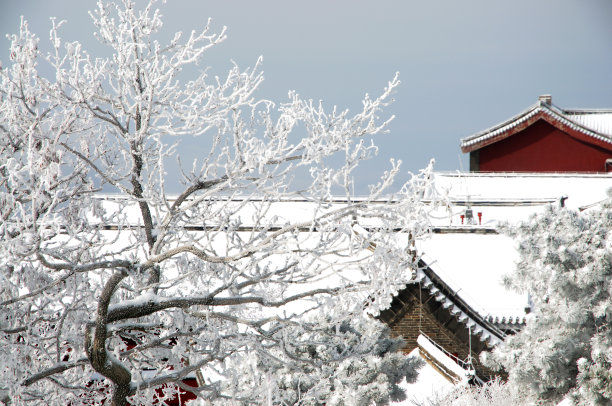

483,197,612,405
257,316,423,406
419,378,526,406
0,1,432,405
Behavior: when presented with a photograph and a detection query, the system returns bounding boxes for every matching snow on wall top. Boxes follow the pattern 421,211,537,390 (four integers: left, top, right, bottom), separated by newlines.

88,172,612,326
395,346,457,405
427,171,612,217
417,334,474,383
89,195,410,229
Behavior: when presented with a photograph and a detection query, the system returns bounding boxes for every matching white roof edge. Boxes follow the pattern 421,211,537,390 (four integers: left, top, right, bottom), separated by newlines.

563,108,612,114
485,315,527,325
419,273,504,345
90,194,395,203
460,102,541,147
417,334,474,382
545,103,612,142
460,101,612,148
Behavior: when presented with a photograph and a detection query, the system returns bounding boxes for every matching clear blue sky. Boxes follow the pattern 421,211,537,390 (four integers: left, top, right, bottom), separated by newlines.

2,0,612,191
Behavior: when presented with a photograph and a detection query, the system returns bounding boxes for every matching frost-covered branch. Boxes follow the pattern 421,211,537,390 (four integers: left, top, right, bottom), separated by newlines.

0,1,434,404
22,358,89,387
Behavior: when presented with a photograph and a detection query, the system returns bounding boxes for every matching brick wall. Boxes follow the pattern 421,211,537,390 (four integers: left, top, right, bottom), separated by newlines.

380,285,502,380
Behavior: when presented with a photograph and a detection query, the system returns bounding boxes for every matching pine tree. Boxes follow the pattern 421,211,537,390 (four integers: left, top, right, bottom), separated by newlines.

257,316,423,406
483,196,612,405
427,378,525,406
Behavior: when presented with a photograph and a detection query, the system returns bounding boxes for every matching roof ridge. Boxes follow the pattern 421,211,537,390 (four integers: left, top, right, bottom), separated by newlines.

460,100,612,151
460,102,541,145
544,103,612,141
563,108,612,114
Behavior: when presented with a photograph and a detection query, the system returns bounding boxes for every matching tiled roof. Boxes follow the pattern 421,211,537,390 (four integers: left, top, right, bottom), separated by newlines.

413,261,505,346
485,315,526,327
564,110,612,137
460,98,612,152
415,172,612,339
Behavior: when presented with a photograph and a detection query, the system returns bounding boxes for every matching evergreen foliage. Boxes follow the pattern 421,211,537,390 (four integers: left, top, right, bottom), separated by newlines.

428,378,525,406
258,316,423,406
484,196,612,405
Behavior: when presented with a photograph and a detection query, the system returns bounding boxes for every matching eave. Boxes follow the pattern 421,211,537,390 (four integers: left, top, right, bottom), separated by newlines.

460,102,612,154
379,259,505,348
415,259,505,346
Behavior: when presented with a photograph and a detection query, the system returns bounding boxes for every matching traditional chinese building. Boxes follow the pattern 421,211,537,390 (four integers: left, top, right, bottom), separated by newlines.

388,171,612,402
461,95,612,173
387,97,612,401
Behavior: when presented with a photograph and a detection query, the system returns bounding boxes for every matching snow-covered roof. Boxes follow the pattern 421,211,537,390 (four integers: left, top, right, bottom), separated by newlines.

410,259,506,347
89,171,612,343
564,110,612,136
416,234,523,324
415,171,612,325
426,171,612,221
397,347,455,405
460,97,612,153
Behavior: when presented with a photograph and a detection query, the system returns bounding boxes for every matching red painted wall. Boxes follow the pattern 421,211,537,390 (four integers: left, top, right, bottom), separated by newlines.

477,120,612,172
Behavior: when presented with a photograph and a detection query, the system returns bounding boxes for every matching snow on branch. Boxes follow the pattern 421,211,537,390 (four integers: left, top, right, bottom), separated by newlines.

0,1,435,404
